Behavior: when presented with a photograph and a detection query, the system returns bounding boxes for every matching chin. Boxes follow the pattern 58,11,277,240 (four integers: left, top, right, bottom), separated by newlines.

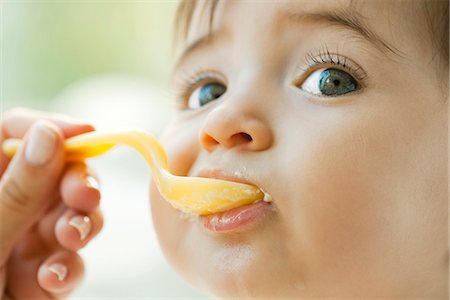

180,247,303,299
197,273,300,299
176,262,261,299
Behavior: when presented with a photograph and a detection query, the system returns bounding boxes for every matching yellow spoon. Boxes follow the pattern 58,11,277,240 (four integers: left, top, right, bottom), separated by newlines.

2,129,265,215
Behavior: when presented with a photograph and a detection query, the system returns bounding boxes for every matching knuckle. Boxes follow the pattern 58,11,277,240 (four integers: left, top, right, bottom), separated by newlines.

92,209,103,228
2,107,31,122
0,175,32,214
1,107,35,137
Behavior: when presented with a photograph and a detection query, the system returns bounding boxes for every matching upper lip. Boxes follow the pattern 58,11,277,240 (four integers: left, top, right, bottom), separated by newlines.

195,169,257,187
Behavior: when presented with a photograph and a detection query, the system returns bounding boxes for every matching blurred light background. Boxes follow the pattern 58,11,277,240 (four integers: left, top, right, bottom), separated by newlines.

2,1,209,298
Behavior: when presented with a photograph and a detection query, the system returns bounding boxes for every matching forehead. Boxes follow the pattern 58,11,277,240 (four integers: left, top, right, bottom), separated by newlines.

186,0,408,41
178,0,426,67
182,0,423,59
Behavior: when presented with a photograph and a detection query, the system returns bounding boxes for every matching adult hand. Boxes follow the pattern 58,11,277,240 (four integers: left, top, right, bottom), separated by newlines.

0,108,103,299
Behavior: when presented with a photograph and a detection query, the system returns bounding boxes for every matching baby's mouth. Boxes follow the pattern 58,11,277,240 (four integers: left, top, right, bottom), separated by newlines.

195,169,274,233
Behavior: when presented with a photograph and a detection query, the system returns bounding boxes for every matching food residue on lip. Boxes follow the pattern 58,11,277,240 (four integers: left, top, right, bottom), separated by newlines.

233,169,244,178
261,188,273,202
178,211,199,222
232,169,272,203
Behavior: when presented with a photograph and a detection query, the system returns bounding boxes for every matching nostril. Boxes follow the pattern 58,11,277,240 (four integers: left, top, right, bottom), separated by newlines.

230,132,253,145
202,134,219,148
240,133,252,142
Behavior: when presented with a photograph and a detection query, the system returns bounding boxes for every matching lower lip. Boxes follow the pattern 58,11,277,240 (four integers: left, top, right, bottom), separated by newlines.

201,200,272,233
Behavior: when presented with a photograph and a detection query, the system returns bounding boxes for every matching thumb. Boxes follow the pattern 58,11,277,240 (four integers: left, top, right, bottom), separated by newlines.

0,120,65,263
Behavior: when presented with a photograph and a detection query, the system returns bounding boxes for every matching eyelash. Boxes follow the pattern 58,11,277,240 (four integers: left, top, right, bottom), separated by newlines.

173,46,367,107
173,70,225,108
299,46,368,82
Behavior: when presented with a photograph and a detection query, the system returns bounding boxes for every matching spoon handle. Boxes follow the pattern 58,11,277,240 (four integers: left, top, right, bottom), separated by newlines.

2,134,116,162
2,130,167,167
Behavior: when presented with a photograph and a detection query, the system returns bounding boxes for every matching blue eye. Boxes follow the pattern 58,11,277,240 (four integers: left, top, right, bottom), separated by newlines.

300,68,358,96
188,82,226,109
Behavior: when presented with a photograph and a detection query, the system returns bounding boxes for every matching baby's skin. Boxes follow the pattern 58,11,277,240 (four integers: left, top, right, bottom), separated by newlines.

0,109,103,299
150,0,448,298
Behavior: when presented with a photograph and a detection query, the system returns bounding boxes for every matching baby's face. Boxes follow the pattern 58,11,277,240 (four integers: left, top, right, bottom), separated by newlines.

151,0,448,297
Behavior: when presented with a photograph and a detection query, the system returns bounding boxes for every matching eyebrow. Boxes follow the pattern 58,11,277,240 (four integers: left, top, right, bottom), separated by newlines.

286,9,404,58
175,6,403,70
173,30,223,72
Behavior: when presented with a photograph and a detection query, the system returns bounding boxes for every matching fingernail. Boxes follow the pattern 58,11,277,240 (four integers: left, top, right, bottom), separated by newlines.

68,215,92,241
85,175,99,190
25,122,58,166
48,263,68,281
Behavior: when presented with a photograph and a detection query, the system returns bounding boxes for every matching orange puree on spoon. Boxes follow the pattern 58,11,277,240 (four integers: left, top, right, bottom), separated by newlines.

2,129,266,215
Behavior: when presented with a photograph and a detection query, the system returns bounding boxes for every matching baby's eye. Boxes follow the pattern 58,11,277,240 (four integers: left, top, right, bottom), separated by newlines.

188,82,227,109
300,68,359,97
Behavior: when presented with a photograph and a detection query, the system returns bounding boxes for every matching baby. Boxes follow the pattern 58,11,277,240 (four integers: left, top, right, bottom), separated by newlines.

150,0,449,298
0,0,448,299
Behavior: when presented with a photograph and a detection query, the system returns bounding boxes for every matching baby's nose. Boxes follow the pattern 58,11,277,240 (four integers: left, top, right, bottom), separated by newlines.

199,104,273,152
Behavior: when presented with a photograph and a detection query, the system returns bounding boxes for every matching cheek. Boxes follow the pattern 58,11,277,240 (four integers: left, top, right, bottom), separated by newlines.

159,119,202,176
279,100,447,293
149,181,177,256
281,126,390,287
150,180,197,278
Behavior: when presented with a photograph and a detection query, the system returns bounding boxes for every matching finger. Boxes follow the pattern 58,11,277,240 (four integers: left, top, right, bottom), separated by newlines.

55,208,104,251
37,250,84,298
0,121,65,264
2,107,95,139
60,163,101,212
36,201,68,250
0,108,95,175
0,123,7,175
5,233,59,299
